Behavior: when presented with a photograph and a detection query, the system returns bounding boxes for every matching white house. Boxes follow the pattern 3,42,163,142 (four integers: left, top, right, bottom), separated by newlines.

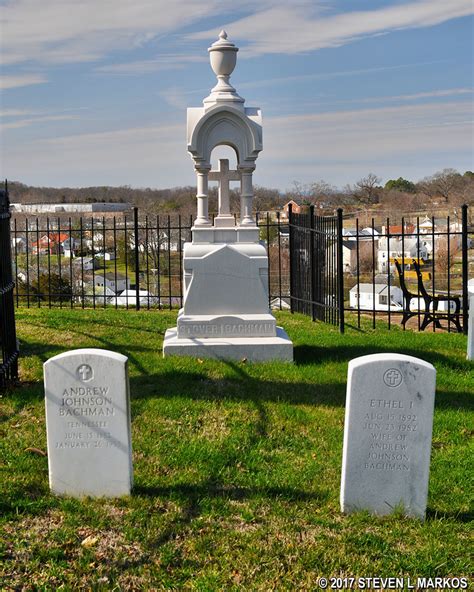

94,272,130,293
73,257,99,271
342,241,358,273
342,227,379,242
342,240,374,274
84,232,104,251
110,289,160,307
377,237,428,273
61,237,80,258
75,283,116,305
95,251,116,261
11,236,27,253
350,283,403,311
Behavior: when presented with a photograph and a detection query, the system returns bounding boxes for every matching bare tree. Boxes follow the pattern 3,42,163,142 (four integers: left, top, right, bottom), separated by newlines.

435,236,460,275
354,173,381,204
418,168,463,203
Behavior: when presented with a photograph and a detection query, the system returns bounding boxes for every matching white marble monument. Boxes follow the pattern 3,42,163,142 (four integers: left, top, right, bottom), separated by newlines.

340,353,436,519
163,31,293,362
44,349,133,497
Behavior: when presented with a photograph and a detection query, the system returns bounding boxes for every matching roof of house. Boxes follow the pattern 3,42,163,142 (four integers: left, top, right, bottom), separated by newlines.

32,232,69,246
384,223,415,235
342,241,358,250
350,283,398,294
95,272,128,281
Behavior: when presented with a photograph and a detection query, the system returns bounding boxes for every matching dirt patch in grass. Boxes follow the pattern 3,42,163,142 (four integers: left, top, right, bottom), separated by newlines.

1,509,147,590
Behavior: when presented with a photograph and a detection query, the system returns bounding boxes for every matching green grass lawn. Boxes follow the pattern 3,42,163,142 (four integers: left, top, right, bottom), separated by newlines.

1,309,472,590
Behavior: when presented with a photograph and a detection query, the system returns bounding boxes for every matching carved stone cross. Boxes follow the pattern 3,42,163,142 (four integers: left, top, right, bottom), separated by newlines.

209,159,240,224
77,364,93,382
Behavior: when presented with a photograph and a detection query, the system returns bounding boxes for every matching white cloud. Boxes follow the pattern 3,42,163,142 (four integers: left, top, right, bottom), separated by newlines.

157,87,190,110
96,55,206,75
0,74,47,90
191,0,474,56
385,88,473,101
256,100,473,186
0,0,231,66
2,0,471,70
2,123,192,188
0,109,37,117
238,60,450,90
317,87,474,108
3,100,472,188
1,114,80,131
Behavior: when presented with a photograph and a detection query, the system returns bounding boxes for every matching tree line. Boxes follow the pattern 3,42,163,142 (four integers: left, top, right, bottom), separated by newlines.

7,168,474,217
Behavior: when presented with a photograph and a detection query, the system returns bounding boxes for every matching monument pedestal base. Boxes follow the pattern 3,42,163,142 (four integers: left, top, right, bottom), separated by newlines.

163,326,293,362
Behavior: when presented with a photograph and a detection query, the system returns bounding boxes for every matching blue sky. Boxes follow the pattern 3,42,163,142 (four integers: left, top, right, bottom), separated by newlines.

1,0,473,191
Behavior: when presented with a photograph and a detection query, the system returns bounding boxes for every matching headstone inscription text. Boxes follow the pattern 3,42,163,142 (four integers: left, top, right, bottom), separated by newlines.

340,353,436,519
44,349,133,497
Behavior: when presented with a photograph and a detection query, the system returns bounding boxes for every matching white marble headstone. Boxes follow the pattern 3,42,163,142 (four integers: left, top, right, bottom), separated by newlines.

44,349,133,497
341,353,436,519
467,294,474,361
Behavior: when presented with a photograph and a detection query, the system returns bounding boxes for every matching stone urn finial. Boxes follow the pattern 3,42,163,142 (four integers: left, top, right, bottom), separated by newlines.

204,31,244,107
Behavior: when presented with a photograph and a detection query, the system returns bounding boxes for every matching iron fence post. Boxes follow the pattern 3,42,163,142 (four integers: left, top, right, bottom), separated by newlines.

0,180,19,388
337,207,345,334
309,205,316,321
288,203,294,313
461,204,468,334
134,207,140,311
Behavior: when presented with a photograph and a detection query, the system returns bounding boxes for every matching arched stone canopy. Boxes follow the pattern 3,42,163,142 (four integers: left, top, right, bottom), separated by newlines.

187,104,262,170
186,31,263,228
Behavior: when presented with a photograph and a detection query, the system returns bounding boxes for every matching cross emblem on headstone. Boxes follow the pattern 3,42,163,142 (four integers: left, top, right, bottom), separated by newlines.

383,368,402,387
77,364,93,382
209,159,240,219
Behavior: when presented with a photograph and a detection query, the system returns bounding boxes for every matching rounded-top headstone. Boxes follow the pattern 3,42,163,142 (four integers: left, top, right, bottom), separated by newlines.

44,348,133,497
340,353,436,519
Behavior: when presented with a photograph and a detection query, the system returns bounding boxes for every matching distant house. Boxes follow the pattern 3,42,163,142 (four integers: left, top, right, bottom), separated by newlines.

93,272,130,293
278,226,289,245
84,232,104,251
342,240,374,274
270,297,291,310
342,241,358,273
61,237,80,258
359,227,380,239
73,257,100,271
31,232,79,256
11,236,27,253
281,200,301,218
350,283,403,311
95,251,116,261
382,222,415,237
75,283,116,305
342,227,379,242
109,289,160,307
377,237,428,273
418,216,434,234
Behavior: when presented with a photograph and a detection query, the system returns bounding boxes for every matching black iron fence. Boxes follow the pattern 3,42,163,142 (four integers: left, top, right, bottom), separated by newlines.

288,204,471,334
289,205,344,331
0,184,19,388
11,209,290,311
9,204,472,334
